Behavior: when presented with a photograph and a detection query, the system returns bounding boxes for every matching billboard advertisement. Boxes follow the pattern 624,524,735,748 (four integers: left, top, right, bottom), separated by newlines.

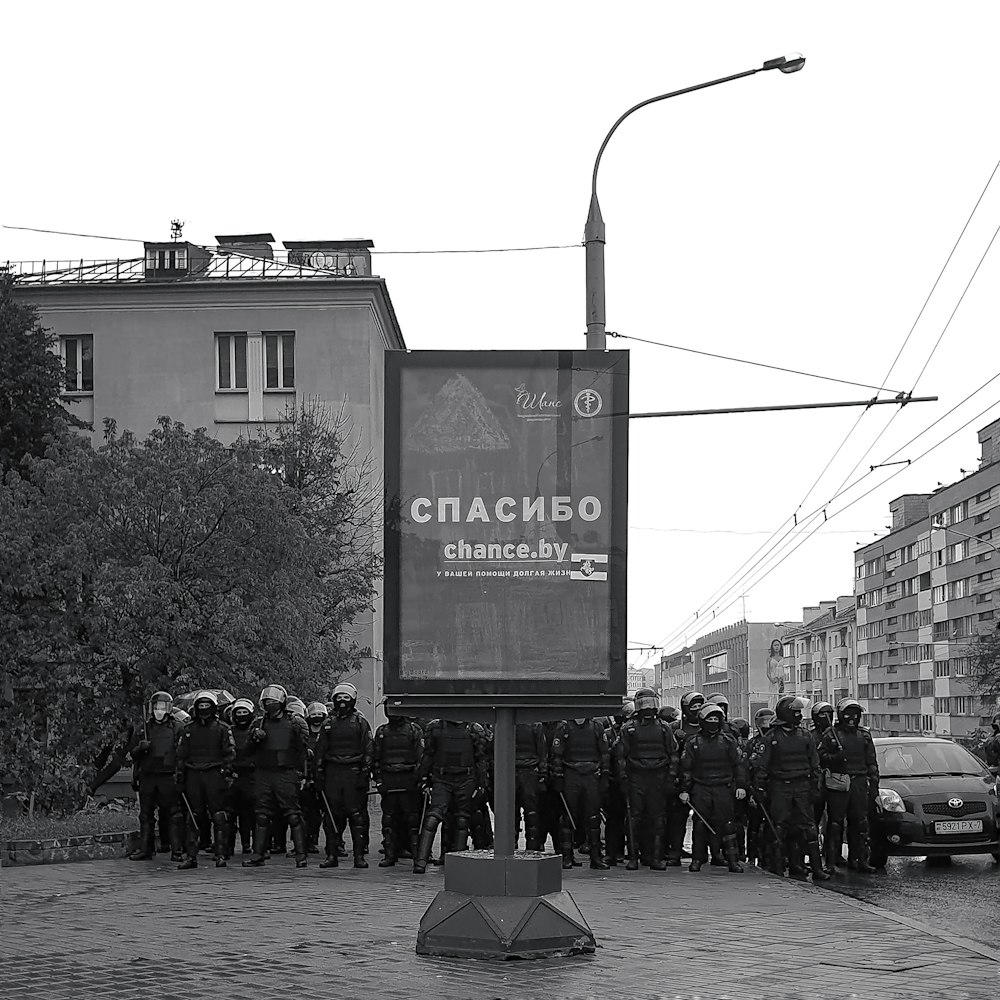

384,350,627,706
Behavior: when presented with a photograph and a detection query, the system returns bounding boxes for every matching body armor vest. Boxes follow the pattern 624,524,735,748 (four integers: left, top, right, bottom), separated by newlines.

765,726,813,780
231,725,256,771
562,722,601,769
687,733,737,785
321,714,367,765
433,723,475,772
255,714,299,769
141,719,178,772
624,719,672,769
515,724,543,769
378,722,420,771
184,720,228,767
830,725,872,775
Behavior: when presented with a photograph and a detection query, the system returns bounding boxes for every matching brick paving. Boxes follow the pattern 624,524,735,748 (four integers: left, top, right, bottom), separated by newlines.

1,854,996,1000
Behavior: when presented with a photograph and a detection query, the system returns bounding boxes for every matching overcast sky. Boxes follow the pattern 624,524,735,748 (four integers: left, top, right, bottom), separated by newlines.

4,2,1000,670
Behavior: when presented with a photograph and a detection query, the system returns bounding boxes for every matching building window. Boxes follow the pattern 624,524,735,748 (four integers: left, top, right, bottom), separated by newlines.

980,610,996,621
922,714,934,731
146,247,188,270
934,697,950,714
217,333,248,391
975,489,992,503
934,659,950,677
60,335,94,393
264,333,295,390
975,512,991,524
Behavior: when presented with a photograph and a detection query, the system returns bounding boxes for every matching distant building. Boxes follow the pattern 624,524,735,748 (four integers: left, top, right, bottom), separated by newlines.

627,666,655,697
777,597,857,711
853,418,1000,738
658,620,794,722
12,234,405,729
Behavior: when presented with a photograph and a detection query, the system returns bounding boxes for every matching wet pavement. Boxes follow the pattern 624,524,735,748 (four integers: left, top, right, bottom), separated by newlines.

821,853,1000,948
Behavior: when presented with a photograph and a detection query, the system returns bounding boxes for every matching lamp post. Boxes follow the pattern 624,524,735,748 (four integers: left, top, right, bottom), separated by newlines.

584,54,805,350
931,516,1000,558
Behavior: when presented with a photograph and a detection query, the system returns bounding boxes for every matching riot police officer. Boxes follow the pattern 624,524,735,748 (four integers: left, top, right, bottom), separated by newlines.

373,713,424,867
226,697,258,856
315,683,374,869
301,702,329,853
413,720,490,874
809,701,835,852
549,718,611,870
679,704,746,873
175,691,235,869
616,689,677,871
666,691,705,865
746,707,775,868
128,691,184,862
242,684,311,869
604,702,634,866
819,698,879,873
755,696,830,882
514,722,547,851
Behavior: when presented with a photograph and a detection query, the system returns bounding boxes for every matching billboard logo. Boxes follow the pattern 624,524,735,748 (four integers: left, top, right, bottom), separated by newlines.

514,382,561,420
571,552,608,581
574,388,603,417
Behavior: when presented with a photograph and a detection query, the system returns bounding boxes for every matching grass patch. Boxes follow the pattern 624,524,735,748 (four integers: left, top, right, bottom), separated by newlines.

2,805,139,842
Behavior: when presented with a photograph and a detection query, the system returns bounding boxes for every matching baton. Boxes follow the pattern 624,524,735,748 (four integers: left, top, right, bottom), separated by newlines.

180,791,198,827
754,794,781,841
319,789,337,830
418,787,431,831
684,796,718,838
625,792,635,857
558,791,577,833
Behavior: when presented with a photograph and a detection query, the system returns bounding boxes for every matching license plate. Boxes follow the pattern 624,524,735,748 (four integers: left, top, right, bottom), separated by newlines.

933,819,983,834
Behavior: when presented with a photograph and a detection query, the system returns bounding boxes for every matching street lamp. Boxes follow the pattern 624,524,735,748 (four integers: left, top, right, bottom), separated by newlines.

584,54,805,350
931,516,1000,558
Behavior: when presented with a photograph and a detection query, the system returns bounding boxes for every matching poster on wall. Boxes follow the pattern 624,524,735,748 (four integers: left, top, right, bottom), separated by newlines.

384,350,628,702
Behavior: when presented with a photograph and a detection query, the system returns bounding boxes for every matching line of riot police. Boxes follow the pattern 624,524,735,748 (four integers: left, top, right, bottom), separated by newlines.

125,680,879,879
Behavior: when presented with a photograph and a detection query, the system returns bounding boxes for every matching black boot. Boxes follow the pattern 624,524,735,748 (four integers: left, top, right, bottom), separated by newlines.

808,839,831,880
649,833,667,872
350,814,368,868
178,815,199,869
561,830,576,870
824,822,843,873
452,816,470,854
525,814,542,853
723,834,744,874
689,824,707,872
378,826,396,867
589,822,610,870
242,821,270,867
213,811,229,867
413,815,440,874
290,820,308,868
319,823,340,868
129,817,155,861
169,813,185,862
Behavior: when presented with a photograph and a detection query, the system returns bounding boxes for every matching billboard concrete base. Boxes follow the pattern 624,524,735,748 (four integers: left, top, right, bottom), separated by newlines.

415,850,596,960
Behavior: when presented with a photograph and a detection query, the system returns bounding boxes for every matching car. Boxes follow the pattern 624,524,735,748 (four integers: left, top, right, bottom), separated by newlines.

869,736,1000,868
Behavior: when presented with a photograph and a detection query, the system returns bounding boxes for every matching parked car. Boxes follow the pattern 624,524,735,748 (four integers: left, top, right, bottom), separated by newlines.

870,736,1000,867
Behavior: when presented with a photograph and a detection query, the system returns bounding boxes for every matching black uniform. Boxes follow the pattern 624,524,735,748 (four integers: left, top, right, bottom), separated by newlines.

667,716,701,863
514,722,547,851
129,715,184,860
549,719,611,869
245,710,310,865
616,715,678,870
373,717,424,865
176,717,235,865
745,726,774,869
227,717,257,855
756,724,825,880
818,722,879,869
413,721,490,873
315,710,374,866
680,730,746,869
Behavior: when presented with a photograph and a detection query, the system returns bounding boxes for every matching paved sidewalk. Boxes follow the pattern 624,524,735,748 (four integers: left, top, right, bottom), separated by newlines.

2,855,996,1000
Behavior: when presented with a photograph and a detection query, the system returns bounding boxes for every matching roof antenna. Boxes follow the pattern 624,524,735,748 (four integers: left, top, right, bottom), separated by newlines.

170,219,184,242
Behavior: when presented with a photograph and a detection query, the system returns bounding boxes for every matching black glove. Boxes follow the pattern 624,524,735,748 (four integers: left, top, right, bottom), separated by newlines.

134,740,151,754
810,784,823,805
356,770,370,791
251,726,267,743
549,775,564,794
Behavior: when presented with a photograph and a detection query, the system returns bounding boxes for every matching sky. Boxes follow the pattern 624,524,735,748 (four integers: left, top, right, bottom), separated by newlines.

4,2,1000,672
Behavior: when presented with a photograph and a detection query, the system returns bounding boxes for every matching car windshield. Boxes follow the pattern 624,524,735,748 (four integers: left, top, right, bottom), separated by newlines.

877,742,988,778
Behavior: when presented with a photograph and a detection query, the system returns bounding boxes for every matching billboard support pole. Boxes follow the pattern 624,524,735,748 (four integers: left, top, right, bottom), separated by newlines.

493,707,515,857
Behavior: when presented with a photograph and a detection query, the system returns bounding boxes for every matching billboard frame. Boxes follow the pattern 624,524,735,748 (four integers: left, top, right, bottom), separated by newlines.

383,348,628,717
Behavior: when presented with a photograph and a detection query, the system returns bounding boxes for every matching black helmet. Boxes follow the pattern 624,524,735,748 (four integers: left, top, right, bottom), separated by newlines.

193,690,218,723
753,706,775,732
775,696,806,727
231,697,255,728
836,698,863,726
811,701,834,721
148,691,173,723
731,717,750,740
706,693,730,718
621,700,636,719
658,705,679,724
260,684,288,720
699,704,725,735
634,687,659,715
306,701,329,732
333,682,358,716
681,691,706,720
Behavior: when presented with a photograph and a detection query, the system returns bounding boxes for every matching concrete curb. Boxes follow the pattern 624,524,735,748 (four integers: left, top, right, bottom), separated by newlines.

755,864,1000,965
3,830,139,866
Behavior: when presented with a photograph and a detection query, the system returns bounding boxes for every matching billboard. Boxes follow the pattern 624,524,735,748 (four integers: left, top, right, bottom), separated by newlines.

384,350,627,708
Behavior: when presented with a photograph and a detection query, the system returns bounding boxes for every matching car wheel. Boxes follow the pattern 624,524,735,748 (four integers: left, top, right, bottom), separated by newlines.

991,852,1000,865
868,840,888,869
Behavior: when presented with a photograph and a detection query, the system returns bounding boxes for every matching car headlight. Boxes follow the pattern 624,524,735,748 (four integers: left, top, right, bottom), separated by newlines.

877,788,906,813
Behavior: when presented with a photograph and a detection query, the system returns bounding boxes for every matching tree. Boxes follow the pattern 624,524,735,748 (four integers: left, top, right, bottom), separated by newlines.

0,411,383,803
0,269,82,472
968,624,1000,700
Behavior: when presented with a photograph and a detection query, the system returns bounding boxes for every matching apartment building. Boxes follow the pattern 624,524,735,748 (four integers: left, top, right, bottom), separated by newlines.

12,234,406,729
853,418,1000,739
777,597,857,709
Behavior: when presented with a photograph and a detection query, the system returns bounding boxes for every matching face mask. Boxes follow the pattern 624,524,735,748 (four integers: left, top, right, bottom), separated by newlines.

195,704,214,721
336,699,353,717
844,713,861,729
234,710,252,727
790,711,803,727
308,718,325,732
688,703,704,717
573,719,586,726
264,700,283,719
701,720,722,736
152,707,168,722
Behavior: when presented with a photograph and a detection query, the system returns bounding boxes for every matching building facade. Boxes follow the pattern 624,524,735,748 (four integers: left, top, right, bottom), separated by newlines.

777,597,857,710
13,235,406,729
658,620,794,722
854,418,1000,739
